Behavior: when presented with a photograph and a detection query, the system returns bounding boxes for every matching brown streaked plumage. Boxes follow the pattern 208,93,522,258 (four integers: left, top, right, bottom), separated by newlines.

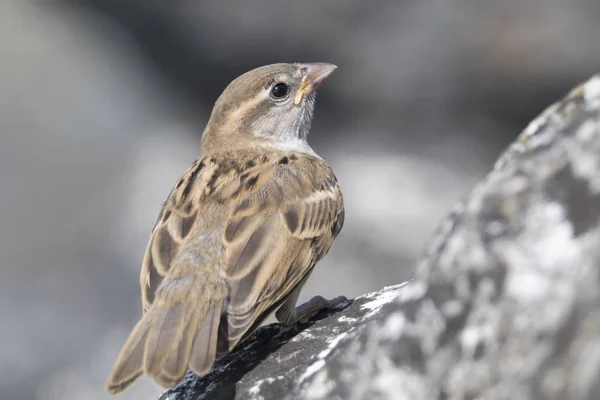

106,62,345,395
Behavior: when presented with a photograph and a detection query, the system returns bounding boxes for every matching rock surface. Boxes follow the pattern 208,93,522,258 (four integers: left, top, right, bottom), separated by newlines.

159,284,407,400
161,74,600,400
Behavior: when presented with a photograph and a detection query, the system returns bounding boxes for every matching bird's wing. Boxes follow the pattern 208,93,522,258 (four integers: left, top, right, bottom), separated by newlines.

139,158,211,313
108,157,229,393
220,155,344,351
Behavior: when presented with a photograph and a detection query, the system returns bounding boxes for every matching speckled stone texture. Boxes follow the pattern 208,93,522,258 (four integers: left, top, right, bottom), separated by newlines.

161,74,600,400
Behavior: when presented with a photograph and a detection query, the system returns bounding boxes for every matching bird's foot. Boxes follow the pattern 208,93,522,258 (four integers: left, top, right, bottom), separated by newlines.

295,295,349,324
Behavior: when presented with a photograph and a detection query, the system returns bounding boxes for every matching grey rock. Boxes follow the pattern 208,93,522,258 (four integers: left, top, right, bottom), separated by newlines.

161,75,600,400
160,285,408,400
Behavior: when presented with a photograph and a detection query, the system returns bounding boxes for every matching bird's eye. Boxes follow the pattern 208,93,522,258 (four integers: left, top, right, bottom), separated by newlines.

270,82,289,99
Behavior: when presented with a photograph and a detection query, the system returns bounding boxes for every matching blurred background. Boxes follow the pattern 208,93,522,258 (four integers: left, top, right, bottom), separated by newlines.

1,0,599,399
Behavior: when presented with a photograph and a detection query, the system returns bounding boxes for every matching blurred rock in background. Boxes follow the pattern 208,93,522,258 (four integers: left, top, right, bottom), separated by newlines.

1,0,598,399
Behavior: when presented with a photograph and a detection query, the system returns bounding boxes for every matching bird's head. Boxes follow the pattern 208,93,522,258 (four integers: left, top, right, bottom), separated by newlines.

202,62,337,154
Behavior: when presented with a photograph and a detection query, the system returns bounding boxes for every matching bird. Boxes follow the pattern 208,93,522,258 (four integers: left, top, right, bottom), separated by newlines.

105,62,346,395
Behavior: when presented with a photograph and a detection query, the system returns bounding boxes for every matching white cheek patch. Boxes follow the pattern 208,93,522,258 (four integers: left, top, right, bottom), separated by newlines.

250,80,319,158
252,100,296,136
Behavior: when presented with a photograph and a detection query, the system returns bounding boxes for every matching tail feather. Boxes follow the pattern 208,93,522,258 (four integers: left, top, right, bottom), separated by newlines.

105,309,155,395
143,302,187,376
155,371,180,388
106,370,144,395
189,301,223,375
160,306,203,381
107,300,223,395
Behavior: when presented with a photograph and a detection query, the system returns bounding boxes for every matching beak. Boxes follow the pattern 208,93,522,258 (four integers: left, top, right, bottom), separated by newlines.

294,62,337,105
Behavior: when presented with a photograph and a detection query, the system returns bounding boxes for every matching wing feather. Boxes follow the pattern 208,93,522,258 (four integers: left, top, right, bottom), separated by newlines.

219,160,344,352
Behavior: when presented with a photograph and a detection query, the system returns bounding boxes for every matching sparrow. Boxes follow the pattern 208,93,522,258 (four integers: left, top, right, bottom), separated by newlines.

105,62,346,394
